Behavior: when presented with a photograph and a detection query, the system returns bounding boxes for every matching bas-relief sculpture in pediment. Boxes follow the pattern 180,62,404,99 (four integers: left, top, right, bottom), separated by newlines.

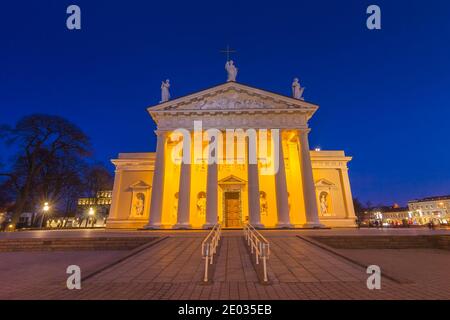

148,83,317,131
161,91,282,112
152,83,318,114
194,92,276,111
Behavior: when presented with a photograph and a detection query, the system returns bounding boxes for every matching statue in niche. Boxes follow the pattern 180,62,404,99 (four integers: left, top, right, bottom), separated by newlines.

260,191,268,216
160,79,170,103
172,192,179,222
320,192,329,215
197,192,207,216
134,193,145,216
287,192,291,213
292,78,305,100
225,60,238,82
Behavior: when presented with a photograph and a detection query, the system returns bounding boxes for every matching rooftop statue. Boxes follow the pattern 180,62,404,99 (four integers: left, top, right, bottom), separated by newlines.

292,78,305,100
225,60,238,82
160,79,170,103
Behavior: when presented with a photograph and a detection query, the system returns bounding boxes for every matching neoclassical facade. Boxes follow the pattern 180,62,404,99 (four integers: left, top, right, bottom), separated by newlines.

106,82,356,229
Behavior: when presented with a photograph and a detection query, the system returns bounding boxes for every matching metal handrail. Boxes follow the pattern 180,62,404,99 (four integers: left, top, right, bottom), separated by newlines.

201,224,222,282
243,224,270,282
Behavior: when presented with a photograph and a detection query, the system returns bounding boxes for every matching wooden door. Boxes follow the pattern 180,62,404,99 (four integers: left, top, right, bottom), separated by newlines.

225,192,241,228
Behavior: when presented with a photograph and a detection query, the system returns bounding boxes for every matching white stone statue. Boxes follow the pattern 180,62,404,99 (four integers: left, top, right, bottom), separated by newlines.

225,60,238,82
260,191,268,216
292,78,305,100
135,193,145,216
172,192,179,221
197,192,206,216
160,79,170,103
320,192,328,214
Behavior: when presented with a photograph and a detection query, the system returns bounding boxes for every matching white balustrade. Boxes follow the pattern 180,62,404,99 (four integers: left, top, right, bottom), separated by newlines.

243,224,270,283
201,224,222,282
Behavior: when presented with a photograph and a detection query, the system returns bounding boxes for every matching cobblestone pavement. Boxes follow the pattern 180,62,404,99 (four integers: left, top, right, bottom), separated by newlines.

335,248,450,298
0,250,125,299
0,230,449,300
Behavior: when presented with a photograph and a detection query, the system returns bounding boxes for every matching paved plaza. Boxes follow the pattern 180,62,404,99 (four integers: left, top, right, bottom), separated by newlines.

0,229,449,300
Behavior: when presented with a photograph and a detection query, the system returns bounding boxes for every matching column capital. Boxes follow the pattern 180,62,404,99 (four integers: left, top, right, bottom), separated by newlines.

154,130,169,136
298,128,311,136
291,128,311,142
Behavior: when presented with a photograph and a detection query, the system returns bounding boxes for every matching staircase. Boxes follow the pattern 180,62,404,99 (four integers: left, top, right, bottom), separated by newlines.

0,237,157,252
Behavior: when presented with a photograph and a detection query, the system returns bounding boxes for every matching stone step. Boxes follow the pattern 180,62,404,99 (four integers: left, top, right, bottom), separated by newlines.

0,237,157,252
311,235,450,250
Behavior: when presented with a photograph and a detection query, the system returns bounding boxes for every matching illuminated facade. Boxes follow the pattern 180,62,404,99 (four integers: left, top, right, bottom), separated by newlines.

107,82,356,229
408,195,450,224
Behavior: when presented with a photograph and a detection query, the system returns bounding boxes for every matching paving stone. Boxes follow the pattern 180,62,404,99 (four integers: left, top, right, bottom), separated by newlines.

1,229,449,300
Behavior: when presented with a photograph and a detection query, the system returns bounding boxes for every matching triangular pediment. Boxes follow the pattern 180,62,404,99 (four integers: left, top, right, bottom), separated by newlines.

315,179,336,188
218,175,246,185
148,82,318,115
129,180,151,189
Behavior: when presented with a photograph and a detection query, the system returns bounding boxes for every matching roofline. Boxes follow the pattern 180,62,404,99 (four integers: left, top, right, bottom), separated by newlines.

147,81,320,111
408,195,450,203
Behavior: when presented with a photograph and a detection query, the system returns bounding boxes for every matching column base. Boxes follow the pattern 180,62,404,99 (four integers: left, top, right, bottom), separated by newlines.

203,223,217,229
143,223,162,230
249,223,264,229
303,222,326,229
173,223,192,229
276,223,294,229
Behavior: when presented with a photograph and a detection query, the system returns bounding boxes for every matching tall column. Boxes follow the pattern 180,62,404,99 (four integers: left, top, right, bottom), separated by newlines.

174,132,192,229
340,168,356,220
108,169,123,220
275,130,293,228
247,134,263,228
145,131,167,229
204,141,218,229
298,129,324,228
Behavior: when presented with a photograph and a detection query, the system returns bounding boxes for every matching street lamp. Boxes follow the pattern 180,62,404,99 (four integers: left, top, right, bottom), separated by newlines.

87,207,95,228
40,202,50,228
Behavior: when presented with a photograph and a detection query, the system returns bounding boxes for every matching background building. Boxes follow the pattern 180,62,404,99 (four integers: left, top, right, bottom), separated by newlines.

370,206,410,227
76,190,112,227
408,195,450,225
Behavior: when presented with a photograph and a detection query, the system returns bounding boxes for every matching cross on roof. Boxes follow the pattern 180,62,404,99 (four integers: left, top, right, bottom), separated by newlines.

220,45,237,61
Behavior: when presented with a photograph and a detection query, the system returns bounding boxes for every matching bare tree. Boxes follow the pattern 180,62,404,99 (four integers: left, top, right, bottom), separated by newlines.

83,163,113,198
0,114,91,228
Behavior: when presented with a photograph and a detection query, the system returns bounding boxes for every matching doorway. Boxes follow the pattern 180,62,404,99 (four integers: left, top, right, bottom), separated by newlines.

224,191,242,228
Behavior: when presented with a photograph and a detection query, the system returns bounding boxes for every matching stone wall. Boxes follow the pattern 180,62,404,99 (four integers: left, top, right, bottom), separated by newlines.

311,235,450,250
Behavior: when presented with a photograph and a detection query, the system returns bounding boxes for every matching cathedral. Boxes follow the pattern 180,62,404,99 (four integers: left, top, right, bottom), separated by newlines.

106,62,356,229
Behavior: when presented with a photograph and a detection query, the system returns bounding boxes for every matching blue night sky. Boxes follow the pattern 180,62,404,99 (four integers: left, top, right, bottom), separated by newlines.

1,0,449,206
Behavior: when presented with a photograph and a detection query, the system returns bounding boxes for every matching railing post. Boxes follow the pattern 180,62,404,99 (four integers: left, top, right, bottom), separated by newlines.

243,224,270,283
262,256,268,282
202,224,222,283
204,254,209,282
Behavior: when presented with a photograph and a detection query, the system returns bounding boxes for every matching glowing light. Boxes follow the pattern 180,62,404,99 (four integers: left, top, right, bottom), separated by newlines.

315,147,321,151
43,202,50,212
88,207,95,216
